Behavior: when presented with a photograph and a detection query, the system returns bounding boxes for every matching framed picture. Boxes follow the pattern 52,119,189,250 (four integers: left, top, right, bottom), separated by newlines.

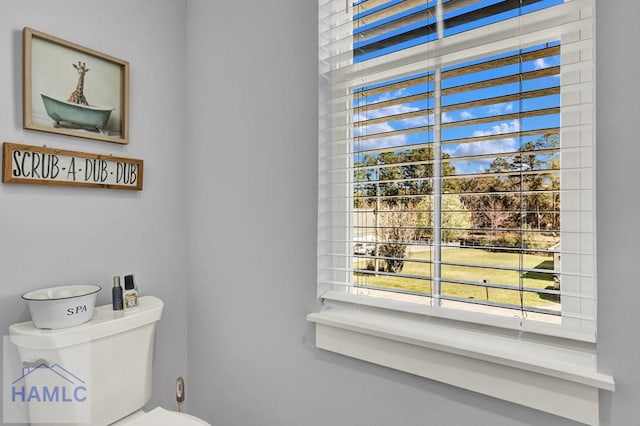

23,27,129,144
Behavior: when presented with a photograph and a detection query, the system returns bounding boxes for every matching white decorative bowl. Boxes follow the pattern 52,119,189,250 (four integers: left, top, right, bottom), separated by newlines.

21,285,102,329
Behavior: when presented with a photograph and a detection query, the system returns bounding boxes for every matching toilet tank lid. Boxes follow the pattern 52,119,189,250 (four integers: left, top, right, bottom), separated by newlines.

9,296,164,349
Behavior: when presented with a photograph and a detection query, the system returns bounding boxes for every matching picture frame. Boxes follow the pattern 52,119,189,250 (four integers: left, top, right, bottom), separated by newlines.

23,27,130,145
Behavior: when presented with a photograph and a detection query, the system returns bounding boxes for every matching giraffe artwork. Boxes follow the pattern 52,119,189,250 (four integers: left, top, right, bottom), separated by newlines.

24,28,129,143
67,61,90,106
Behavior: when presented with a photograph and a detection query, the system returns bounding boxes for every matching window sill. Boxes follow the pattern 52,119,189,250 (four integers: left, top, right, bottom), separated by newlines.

307,297,614,426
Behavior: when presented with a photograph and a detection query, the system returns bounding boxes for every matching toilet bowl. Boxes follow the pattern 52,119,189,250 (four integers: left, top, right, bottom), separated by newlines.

9,296,210,426
113,407,211,425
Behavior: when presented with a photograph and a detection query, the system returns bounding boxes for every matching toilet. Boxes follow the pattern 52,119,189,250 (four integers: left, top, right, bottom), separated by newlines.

9,295,210,425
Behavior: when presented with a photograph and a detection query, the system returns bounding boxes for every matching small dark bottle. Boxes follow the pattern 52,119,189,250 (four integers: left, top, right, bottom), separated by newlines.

112,276,124,311
123,274,139,309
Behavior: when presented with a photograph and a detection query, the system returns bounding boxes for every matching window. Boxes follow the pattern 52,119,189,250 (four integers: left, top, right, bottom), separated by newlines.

320,0,595,339
310,1,613,424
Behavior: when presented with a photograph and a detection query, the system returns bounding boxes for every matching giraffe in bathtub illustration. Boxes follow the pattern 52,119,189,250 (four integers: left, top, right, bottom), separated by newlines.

67,61,90,106
39,59,114,133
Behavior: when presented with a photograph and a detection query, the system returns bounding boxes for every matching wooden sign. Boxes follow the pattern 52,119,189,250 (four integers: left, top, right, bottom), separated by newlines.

2,142,143,190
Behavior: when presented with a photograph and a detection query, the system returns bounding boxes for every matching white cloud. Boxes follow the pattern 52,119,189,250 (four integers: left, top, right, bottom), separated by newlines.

352,91,433,149
353,101,433,149
355,89,409,108
355,103,418,122
353,120,407,150
353,121,392,137
533,58,549,70
460,110,474,120
472,119,520,137
402,113,434,127
444,136,518,175
443,119,520,161
487,102,514,115
442,112,454,124
446,137,518,158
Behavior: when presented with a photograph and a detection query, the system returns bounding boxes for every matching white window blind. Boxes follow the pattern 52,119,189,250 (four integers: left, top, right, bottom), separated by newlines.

318,0,595,340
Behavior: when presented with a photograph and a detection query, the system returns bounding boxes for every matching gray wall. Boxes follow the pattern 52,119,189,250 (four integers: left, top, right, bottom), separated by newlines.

1,1,637,425
0,0,188,418
185,1,638,426
595,2,640,425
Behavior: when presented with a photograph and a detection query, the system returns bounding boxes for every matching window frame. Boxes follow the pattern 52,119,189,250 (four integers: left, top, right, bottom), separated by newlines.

310,1,613,424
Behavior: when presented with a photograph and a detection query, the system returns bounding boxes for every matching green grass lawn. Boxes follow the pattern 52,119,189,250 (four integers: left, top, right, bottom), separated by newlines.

355,248,558,308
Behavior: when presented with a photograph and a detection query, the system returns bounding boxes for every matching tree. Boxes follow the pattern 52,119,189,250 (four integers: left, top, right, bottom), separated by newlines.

458,133,560,236
377,207,415,273
415,194,472,242
441,194,473,241
512,134,560,231
353,147,458,209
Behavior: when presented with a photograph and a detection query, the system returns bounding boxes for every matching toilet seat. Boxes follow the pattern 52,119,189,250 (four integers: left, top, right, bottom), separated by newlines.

114,407,211,425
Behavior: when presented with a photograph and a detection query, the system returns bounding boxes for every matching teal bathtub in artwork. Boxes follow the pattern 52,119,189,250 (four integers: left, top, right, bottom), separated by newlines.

40,92,114,132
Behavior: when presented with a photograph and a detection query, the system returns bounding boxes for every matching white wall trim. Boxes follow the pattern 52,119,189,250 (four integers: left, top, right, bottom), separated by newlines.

308,301,614,425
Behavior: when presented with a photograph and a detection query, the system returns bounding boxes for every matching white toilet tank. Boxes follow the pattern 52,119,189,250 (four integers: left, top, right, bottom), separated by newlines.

9,295,164,426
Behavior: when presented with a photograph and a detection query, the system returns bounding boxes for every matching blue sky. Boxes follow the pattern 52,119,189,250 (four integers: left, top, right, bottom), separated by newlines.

352,0,561,176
